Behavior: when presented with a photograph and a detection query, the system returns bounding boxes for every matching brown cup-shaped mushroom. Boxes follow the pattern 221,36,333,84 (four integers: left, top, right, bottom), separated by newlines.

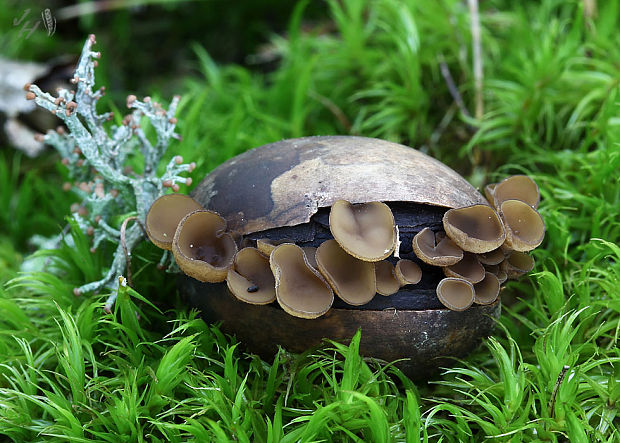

270,243,333,319
473,272,500,305
477,248,505,265
226,247,276,305
329,200,396,261
172,210,237,283
501,251,535,279
496,270,508,284
375,260,400,296
499,199,545,252
146,194,203,250
412,227,463,266
443,252,485,283
302,246,318,269
484,183,497,204
484,263,500,274
492,175,540,209
394,259,422,286
443,204,506,253
436,278,475,311
316,239,376,306
256,238,293,256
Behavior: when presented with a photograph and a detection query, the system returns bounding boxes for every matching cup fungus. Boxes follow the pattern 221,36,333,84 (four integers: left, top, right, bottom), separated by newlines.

315,239,376,306
412,227,463,266
226,247,275,305
329,200,396,262
145,194,203,250
374,260,400,296
501,251,535,279
495,268,508,284
473,272,501,305
443,252,485,283
270,243,333,319
172,210,237,283
302,246,319,269
394,259,422,286
477,247,505,265
436,278,475,311
443,204,506,253
499,199,545,251
256,238,292,256
166,136,546,377
489,175,540,209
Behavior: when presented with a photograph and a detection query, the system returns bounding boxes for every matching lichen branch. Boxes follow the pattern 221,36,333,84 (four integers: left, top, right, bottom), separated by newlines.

25,34,194,303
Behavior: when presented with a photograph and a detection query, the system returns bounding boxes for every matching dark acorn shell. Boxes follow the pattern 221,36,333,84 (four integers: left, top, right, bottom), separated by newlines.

182,136,500,378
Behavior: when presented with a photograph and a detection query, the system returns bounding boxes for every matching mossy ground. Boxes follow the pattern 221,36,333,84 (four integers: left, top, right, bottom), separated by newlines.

1,0,618,441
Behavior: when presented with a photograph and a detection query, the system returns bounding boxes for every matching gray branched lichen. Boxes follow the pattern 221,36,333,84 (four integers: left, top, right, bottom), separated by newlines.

25,34,195,311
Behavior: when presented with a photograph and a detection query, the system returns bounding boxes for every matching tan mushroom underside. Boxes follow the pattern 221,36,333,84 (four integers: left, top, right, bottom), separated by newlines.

192,136,487,234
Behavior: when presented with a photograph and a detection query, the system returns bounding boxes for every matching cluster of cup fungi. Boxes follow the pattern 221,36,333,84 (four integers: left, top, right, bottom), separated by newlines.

145,174,544,319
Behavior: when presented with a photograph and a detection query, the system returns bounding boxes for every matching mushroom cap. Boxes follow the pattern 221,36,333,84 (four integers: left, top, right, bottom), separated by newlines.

484,183,496,204
226,247,276,305
191,136,487,235
412,227,463,266
315,239,376,306
329,200,396,262
270,243,333,318
483,263,500,274
501,251,535,279
394,259,422,286
172,210,237,283
374,260,400,296
436,278,475,311
443,252,486,283
256,238,292,256
496,270,508,284
477,248,505,265
473,272,500,305
492,175,540,209
302,246,318,269
145,194,203,250
499,199,545,252
443,204,506,253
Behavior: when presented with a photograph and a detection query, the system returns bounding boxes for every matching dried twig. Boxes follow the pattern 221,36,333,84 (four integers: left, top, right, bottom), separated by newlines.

549,365,570,418
468,0,483,120
438,54,471,120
